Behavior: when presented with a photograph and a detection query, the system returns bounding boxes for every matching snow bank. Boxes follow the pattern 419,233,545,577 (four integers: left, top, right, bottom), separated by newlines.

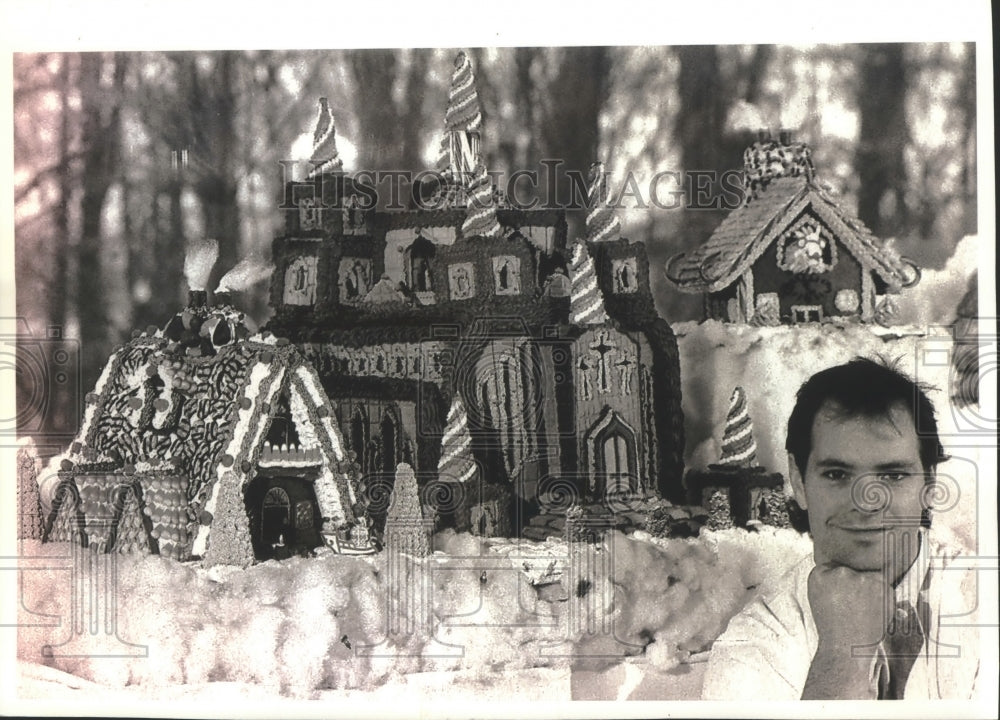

17,527,810,697
895,235,978,327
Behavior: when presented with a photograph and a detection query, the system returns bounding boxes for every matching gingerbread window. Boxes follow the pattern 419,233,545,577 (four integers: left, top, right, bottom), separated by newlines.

492,256,521,295
448,262,476,300
284,255,318,306
612,257,638,294
777,216,837,274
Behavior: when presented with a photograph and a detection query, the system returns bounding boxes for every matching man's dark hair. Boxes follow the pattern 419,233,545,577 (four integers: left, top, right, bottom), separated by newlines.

785,357,945,477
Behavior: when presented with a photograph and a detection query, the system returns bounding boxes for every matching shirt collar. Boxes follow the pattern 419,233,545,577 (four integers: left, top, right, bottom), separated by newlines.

893,528,930,607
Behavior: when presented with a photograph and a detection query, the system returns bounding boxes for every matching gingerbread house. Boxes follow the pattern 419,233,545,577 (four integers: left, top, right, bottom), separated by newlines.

684,386,788,530
665,131,921,325
42,286,369,567
266,52,685,538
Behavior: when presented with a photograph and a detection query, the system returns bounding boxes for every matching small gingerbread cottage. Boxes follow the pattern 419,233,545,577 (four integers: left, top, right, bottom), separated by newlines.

41,288,369,567
665,131,921,325
685,386,787,530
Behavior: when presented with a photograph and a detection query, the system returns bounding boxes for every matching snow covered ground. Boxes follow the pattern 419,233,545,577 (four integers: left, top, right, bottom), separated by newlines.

14,527,812,706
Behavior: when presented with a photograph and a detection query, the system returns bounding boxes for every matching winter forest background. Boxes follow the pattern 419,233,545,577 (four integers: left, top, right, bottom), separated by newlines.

13,44,978,442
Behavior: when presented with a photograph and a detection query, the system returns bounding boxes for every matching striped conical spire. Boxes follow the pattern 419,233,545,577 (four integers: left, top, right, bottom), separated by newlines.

569,241,608,325
438,396,478,484
308,97,343,178
444,51,483,134
585,162,621,243
461,163,503,239
718,386,757,467
438,51,483,179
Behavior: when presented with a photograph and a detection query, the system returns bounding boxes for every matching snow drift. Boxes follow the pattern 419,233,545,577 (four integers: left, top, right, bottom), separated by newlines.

17,527,811,696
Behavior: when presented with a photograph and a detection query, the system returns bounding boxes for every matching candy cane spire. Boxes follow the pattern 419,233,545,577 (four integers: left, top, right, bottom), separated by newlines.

438,395,478,484
585,162,622,243
718,386,757,467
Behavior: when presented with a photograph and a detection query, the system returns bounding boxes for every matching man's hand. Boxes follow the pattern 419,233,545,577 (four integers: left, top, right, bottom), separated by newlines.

801,563,892,699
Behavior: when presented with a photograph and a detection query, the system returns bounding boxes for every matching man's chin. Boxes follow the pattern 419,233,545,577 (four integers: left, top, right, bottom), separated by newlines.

821,547,917,577
818,546,892,573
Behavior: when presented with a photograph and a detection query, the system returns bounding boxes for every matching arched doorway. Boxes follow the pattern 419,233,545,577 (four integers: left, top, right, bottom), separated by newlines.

601,431,633,494
406,234,435,292
588,411,639,497
472,338,539,480
244,475,322,560
380,411,397,474
261,487,291,547
350,406,368,471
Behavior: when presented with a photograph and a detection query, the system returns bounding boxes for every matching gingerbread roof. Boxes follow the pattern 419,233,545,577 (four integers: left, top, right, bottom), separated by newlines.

665,165,920,294
54,331,361,554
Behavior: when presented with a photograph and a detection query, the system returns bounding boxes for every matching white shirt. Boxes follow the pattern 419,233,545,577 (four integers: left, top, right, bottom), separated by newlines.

701,532,982,700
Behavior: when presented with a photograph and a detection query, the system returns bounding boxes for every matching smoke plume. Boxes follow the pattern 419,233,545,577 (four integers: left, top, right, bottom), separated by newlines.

183,238,219,291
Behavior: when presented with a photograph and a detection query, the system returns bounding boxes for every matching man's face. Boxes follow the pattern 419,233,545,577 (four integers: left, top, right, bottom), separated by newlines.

789,400,928,580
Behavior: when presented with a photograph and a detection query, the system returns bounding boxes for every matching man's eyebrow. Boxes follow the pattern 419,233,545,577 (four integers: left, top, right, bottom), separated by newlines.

871,460,922,471
813,459,853,468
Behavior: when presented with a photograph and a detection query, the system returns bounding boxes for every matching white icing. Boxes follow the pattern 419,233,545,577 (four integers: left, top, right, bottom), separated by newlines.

192,358,284,556
150,364,177,431
290,366,351,520
75,348,123,459
288,378,320,450
293,365,344,461
257,458,322,468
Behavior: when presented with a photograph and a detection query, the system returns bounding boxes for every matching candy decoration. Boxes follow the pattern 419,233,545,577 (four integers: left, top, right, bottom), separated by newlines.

386,463,429,556
742,134,814,202
569,242,608,325
114,485,151,554
308,97,344,178
718,386,757,467
444,52,482,134
585,162,621,244
437,396,478,484
138,474,192,561
203,472,255,568
17,442,44,541
461,163,503,239
438,51,483,178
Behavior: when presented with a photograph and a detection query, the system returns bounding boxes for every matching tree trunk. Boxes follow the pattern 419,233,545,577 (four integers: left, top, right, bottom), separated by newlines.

189,52,240,292
743,45,773,104
540,46,611,240
959,44,977,237
76,52,125,392
51,53,72,335
675,46,738,246
856,44,908,239
347,49,402,173
512,47,541,188
399,49,430,174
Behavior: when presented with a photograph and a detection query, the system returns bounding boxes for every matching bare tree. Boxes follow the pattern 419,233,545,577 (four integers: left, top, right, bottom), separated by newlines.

856,43,908,238
76,52,126,391
959,45,977,237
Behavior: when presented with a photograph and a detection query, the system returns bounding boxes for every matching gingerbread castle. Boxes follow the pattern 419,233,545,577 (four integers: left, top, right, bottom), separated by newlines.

266,52,686,539
665,131,921,325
